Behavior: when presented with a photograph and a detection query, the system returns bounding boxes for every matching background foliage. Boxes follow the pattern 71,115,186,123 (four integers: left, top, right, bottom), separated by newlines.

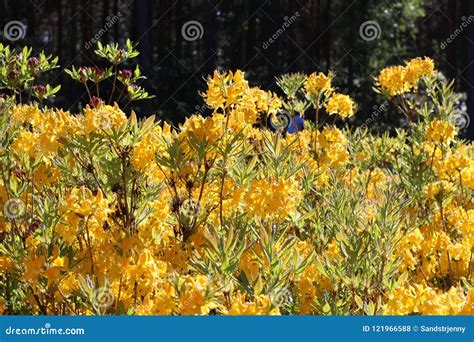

1,0,473,138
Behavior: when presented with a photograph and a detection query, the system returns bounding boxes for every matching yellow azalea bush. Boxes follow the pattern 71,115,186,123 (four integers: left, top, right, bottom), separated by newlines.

0,48,472,316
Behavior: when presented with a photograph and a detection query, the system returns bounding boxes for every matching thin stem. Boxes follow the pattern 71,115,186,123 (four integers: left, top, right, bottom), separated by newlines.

84,217,95,275
83,82,92,101
116,84,126,103
108,65,118,104
27,85,34,103
219,112,231,228
123,98,132,110
312,93,321,151
121,153,131,232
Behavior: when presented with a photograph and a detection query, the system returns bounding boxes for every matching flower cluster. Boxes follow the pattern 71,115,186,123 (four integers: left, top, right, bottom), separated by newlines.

304,72,332,95
376,57,435,96
325,93,355,119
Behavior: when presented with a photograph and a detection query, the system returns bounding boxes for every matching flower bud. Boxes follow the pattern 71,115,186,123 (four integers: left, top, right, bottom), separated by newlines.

119,69,133,79
89,96,105,108
28,57,40,68
34,85,46,95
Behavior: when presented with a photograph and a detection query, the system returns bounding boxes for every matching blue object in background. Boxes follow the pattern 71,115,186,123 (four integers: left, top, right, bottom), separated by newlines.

286,115,305,134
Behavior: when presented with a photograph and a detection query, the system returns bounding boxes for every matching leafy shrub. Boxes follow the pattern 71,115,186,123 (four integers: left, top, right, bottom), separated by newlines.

0,42,472,315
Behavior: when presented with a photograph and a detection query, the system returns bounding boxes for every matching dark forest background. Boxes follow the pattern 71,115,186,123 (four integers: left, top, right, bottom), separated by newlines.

1,0,474,138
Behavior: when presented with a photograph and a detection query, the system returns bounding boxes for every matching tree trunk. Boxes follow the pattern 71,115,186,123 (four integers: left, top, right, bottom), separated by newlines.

135,0,152,117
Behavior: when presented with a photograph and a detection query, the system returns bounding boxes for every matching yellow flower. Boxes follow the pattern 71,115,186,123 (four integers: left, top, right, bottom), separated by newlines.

435,150,470,179
377,65,409,96
179,114,225,146
132,124,171,174
461,166,474,190
385,284,470,315
377,57,435,96
81,104,127,134
396,228,424,271
424,181,453,200
304,72,332,95
62,187,109,220
52,256,65,268
11,131,39,158
135,284,176,315
226,292,280,315
296,262,332,314
22,256,45,283
249,88,282,114
0,256,15,273
204,70,248,110
239,244,263,282
404,57,435,86
175,275,218,315
425,120,456,144
316,127,349,168
11,104,43,126
325,93,355,118
243,178,301,219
